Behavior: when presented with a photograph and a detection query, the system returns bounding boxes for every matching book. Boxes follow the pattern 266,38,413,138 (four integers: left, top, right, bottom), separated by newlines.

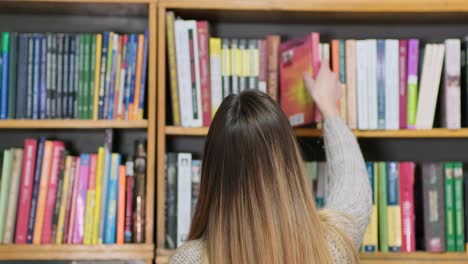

356,40,369,130
63,157,78,243
453,162,465,252
367,40,378,129
407,39,419,129
399,162,416,252
248,39,259,90
1,32,9,119
464,162,468,251
40,36,46,119
33,140,53,244
377,39,386,129
230,38,240,94
83,153,98,244
56,34,64,118
165,153,178,249
88,34,97,120
167,12,180,126
175,21,193,127
133,141,146,243
3,149,23,243
56,156,73,244
8,33,17,118
186,21,203,127
51,149,67,241
197,21,211,126
316,162,326,208
378,162,388,252
117,35,128,119
98,129,113,243
137,30,148,120
73,35,80,119
26,36,34,118
98,32,109,119
116,164,126,244
279,34,316,127
73,154,90,244
385,40,399,130
16,34,28,119
131,34,144,120
177,153,192,246
92,147,105,244
62,35,69,118
191,160,201,216
445,162,456,252
345,40,357,129
104,153,120,244
0,149,12,242
266,35,280,101
338,40,347,122
15,139,38,243
422,162,446,252
27,138,45,243
387,162,402,251
443,39,461,129
103,32,114,120
362,162,378,252
209,38,222,117
124,158,134,243
221,38,231,98
258,39,267,93
112,35,121,121
463,37,468,127
41,141,65,244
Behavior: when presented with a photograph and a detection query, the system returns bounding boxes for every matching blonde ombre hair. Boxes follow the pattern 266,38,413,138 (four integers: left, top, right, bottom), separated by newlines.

188,90,359,264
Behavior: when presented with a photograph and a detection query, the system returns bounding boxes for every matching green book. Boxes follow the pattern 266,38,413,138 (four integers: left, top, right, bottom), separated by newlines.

444,162,456,251
89,35,96,119
0,149,13,241
8,33,17,119
453,162,465,252
378,161,388,252
104,33,113,119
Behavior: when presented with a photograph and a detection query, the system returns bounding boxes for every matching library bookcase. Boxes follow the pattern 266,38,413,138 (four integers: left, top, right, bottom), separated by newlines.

156,0,468,263
0,0,157,263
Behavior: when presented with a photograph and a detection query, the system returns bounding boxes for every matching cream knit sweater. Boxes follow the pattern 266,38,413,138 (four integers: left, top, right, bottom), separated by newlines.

169,116,372,263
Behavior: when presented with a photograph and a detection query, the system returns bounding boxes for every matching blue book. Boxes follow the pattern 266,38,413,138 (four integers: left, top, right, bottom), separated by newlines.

68,36,76,118
40,36,47,119
377,39,386,129
1,32,10,119
27,137,45,243
26,36,34,119
127,34,138,120
16,34,28,119
124,34,134,120
103,153,121,244
386,161,401,252
138,30,149,118
107,36,118,120
32,34,41,120
98,32,109,119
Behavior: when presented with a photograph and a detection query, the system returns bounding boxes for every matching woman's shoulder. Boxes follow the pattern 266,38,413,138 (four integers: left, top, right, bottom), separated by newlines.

169,239,205,264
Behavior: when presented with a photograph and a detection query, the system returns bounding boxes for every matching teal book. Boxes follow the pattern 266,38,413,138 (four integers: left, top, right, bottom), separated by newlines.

445,162,456,252
386,162,402,252
104,153,121,243
378,161,388,252
453,162,465,252
0,149,13,241
8,33,17,119
88,34,96,119
1,32,10,119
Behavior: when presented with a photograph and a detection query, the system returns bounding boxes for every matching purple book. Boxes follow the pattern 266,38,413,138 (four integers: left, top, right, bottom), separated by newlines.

399,40,408,129
407,39,419,129
72,154,90,244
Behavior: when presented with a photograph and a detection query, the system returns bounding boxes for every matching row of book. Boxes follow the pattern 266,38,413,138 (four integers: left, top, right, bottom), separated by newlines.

0,31,148,120
0,135,147,244
166,15,468,130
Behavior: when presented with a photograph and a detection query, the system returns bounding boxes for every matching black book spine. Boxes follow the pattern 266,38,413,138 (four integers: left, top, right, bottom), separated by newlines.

63,35,69,118
26,36,34,119
50,35,57,119
68,35,76,118
16,34,28,119
461,38,468,127
8,33,18,119
56,34,63,119
73,35,80,119
46,34,52,119
165,153,178,249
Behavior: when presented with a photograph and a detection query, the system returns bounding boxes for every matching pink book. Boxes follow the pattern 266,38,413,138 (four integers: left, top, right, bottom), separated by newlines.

15,139,38,244
197,21,212,127
399,40,408,129
66,157,80,244
400,162,416,252
311,33,321,123
258,39,267,93
72,154,90,244
41,141,65,243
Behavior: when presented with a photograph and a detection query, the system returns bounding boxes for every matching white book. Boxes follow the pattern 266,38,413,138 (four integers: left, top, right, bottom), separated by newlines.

367,40,378,130
322,43,330,64
357,40,369,130
177,153,192,246
185,21,203,127
174,20,193,127
385,40,400,130
443,39,461,129
209,39,222,117
3,149,23,243
415,44,435,129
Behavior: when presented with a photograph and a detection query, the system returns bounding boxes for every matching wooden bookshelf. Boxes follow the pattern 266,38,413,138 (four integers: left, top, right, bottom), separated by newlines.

0,120,148,129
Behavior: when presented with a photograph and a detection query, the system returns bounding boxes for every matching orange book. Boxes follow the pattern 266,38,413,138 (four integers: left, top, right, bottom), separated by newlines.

331,40,341,114
116,165,126,244
32,140,54,244
130,34,144,120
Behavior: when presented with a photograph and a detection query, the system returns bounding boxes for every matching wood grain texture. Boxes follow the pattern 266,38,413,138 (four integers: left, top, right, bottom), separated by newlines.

0,120,147,129
0,244,154,260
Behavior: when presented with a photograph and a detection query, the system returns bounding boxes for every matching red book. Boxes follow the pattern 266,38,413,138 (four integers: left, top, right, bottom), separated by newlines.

258,39,267,93
400,162,415,252
196,21,211,127
399,40,408,129
280,33,317,126
15,139,38,244
266,35,280,101
116,165,126,244
66,157,80,244
41,141,65,243
62,157,77,243
124,160,134,243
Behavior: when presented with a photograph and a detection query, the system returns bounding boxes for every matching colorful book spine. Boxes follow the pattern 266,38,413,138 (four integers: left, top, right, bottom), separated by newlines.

166,12,180,125
15,139,38,243
377,39,386,129
63,157,78,243
93,34,102,120
88,34,96,120
51,149,67,241
345,40,357,129
165,153,177,249
83,153,98,244
72,154,90,244
103,32,114,119
26,36,34,118
362,162,377,252
66,157,80,243
387,162,402,251
338,40,347,122
62,35,69,118
98,32,109,119
27,138,45,243
131,34,144,120
209,38,222,117
3,149,23,243
107,34,119,120
56,156,73,244
266,35,280,101
32,140,53,244
116,164,126,244
248,39,259,90
230,38,240,94
445,162,456,251
117,35,128,119
128,34,138,120
453,162,465,251
221,38,231,99
133,141,146,243
1,32,9,119
41,141,65,243
40,36,47,119
191,160,201,216
407,39,419,129
32,34,41,120
8,33,17,119
378,162,389,252
16,34,28,119
258,39,267,93
399,162,415,252
104,153,121,244
0,149,13,242
124,35,136,120
50,35,58,118
69,35,76,118
197,21,211,126
443,39,461,129
98,146,111,243
399,40,408,129
92,147,105,244
113,36,123,120
56,34,63,118
124,159,134,243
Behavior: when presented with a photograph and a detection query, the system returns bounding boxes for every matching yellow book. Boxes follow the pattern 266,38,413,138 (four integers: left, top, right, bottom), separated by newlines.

56,156,73,244
132,34,145,120
83,154,98,245
362,162,378,252
209,38,222,117
92,147,105,244
93,34,102,120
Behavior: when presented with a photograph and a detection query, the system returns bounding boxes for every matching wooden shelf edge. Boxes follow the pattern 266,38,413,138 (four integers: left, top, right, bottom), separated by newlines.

159,0,468,12
165,126,468,138
0,119,148,129
0,244,155,260
14,0,151,3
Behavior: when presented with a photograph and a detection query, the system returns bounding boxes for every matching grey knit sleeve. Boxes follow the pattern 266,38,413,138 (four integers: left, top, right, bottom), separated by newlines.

169,240,204,264
322,115,372,248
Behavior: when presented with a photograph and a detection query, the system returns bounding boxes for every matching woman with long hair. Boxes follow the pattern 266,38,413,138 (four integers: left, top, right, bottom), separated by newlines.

170,61,372,263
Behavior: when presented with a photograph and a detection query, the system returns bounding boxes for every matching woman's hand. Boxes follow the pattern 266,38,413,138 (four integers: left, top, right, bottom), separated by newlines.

303,61,342,119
